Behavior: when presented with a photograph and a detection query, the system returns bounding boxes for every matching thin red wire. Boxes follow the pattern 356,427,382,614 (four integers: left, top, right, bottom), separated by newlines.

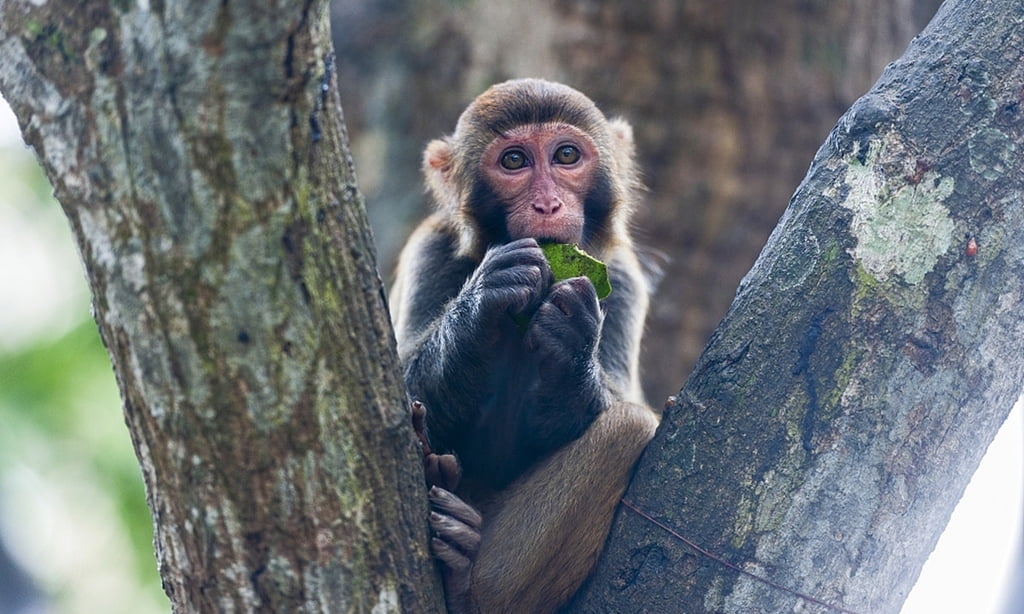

620,499,863,614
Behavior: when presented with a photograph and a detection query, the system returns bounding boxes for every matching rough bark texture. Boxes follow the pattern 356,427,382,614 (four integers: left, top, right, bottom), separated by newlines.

331,0,944,404
0,1,443,612
571,1,1024,612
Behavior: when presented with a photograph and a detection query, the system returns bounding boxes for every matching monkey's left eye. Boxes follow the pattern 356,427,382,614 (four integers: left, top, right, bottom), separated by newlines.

554,145,581,165
500,149,528,170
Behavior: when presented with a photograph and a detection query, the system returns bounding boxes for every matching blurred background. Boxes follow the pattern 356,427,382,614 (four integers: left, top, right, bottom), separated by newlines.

0,1,1019,612
0,106,168,611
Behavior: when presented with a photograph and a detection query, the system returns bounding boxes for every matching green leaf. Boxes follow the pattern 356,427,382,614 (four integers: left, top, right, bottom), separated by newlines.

540,242,612,299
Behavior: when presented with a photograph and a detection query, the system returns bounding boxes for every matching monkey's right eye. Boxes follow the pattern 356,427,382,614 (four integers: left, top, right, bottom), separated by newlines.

500,149,528,170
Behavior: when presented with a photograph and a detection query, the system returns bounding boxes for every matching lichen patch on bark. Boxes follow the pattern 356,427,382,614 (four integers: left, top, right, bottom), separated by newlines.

841,138,955,285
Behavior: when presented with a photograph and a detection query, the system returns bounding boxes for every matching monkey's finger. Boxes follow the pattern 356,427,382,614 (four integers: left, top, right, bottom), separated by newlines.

410,401,434,452
424,455,443,487
549,277,599,317
430,511,483,555
527,301,589,349
484,264,547,292
429,486,483,529
411,400,426,429
481,238,544,269
504,237,541,251
484,240,551,276
434,538,474,608
437,454,462,491
431,537,474,574
482,276,547,315
488,237,544,264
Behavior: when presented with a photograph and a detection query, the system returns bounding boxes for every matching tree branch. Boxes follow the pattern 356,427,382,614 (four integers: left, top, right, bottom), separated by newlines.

574,0,1024,611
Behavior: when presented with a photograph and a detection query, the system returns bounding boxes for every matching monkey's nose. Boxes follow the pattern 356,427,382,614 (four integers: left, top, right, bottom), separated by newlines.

532,199,562,215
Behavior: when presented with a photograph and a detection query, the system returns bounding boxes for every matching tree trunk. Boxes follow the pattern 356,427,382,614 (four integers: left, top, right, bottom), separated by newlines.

0,1,443,612
572,1,1024,612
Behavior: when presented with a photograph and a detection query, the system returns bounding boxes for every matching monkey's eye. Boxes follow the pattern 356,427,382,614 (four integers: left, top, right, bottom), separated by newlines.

500,149,528,170
554,145,581,165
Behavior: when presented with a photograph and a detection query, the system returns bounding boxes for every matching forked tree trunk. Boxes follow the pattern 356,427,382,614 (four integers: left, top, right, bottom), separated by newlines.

1,0,1021,612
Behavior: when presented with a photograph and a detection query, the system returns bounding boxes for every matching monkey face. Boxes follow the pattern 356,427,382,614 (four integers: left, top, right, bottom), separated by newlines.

421,78,635,256
478,122,600,245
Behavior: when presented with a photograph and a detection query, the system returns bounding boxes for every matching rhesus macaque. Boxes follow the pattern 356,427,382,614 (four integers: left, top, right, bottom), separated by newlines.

389,78,659,614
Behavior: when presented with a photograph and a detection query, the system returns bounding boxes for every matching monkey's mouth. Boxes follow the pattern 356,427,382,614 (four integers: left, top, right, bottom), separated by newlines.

532,233,580,247
531,221,584,246
507,211,584,246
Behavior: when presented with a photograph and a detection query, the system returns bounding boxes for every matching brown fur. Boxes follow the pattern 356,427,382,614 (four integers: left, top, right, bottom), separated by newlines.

471,402,658,613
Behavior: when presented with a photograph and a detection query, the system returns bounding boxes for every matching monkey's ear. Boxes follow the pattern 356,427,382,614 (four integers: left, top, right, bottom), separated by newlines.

606,118,642,220
423,137,460,212
607,118,635,157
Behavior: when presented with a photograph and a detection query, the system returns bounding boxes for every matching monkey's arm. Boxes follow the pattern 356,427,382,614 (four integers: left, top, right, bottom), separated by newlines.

391,217,552,452
390,216,476,356
596,246,650,402
470,400,659,613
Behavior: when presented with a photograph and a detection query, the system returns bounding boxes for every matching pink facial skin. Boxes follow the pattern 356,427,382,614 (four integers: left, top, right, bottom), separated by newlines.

479,123,600,245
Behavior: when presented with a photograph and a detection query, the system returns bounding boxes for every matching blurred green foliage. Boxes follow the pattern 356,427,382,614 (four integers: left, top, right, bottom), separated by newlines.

0,322,157,582
0,134,166,612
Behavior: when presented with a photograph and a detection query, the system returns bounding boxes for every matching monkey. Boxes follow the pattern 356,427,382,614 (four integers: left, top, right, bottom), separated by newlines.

389,78,660,614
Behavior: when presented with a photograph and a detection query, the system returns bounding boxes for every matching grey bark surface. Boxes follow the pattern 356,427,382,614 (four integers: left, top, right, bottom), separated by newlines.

0,1,443,612
572,1,1024,612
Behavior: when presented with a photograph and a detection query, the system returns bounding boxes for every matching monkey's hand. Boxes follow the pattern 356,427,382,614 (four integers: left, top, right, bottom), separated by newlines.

403,239,552,433
411,401,461,492
429,486,482,614
524,277,610,450
462,238,552,339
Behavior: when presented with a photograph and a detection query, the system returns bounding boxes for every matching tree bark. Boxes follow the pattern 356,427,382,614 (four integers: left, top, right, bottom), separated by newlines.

0,1,443,612
571,1,1024,612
